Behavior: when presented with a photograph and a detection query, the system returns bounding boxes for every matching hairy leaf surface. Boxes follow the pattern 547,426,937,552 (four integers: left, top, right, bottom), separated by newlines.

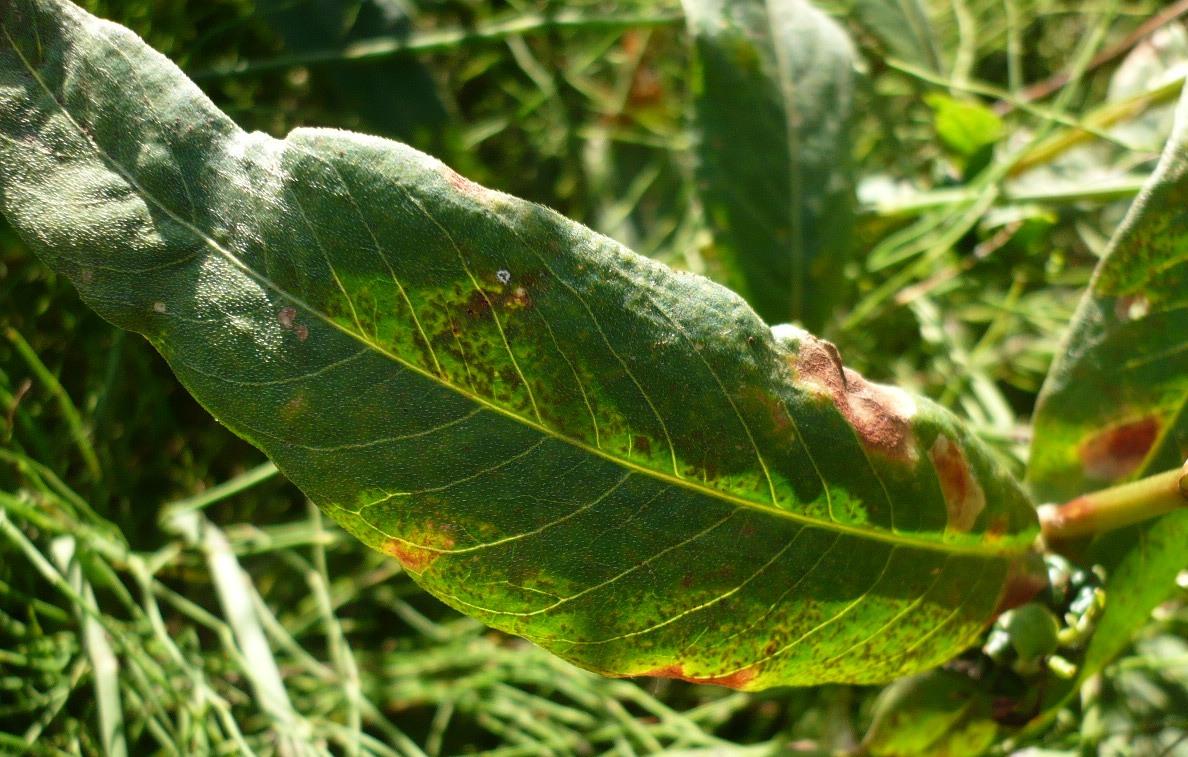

684,0,857,329
0,0,1040,689
1028,85,1188,718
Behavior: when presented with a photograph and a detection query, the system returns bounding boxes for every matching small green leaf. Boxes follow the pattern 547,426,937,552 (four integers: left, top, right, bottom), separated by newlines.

861,669,998,757
684,0,857,329
1001,604,1059,663
1027,83,1188,722
0,0,1040,689
925,95,1004,159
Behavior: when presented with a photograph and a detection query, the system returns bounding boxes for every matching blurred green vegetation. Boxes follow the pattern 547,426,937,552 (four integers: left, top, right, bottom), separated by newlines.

3,0,1188,754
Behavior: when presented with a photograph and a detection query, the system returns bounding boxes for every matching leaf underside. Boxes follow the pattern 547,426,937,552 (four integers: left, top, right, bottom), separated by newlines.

1027,85,1188,716
684,0,857,329
0,0,1039,689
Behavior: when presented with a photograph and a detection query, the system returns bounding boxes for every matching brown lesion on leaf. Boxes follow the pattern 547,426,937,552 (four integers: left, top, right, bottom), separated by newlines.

445,167,486,197
1079,415,1160,481
929,435,986,533
278,306,297,330
640,663,757,690
791,333,918,462
380,522,457,575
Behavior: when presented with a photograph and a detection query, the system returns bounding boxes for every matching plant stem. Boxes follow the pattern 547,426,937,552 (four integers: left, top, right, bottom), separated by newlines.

1038,461,1188,542
861,175,1150,220
188,10,684,80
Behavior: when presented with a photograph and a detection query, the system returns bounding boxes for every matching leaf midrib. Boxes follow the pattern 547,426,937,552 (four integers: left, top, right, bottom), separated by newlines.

7,14,1022,559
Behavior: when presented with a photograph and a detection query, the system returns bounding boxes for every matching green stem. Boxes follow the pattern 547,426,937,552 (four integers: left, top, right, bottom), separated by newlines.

861,175,1150,221
4,327,102,483
188,10,684,80
1038,461,1188,542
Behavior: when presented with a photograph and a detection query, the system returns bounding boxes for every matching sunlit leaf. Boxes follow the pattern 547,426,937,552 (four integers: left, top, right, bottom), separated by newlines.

1027,83,1188,721
683,0,857,329
0,0,1040,690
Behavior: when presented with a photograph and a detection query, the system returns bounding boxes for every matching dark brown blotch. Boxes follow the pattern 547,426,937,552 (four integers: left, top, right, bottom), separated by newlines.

792,334,917,461
1079,416,1160,481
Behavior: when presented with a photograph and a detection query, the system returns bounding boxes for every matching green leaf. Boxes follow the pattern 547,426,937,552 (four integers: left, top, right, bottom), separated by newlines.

684,0,857,329
861,669,998,757
925,94,1004,159
0,0,1040,690
850,0,942,73
1027,84,1188,719
254,0,449,144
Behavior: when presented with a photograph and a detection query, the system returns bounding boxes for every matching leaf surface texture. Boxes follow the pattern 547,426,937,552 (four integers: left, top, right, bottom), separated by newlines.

0,0,1039,688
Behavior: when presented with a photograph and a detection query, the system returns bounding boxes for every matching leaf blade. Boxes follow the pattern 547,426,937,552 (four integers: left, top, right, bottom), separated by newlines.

0,0,1039,689
1027,83,1188,719
684,0,857,328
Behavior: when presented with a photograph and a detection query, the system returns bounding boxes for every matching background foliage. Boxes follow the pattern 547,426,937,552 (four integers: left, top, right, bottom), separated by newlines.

1,0,1187,754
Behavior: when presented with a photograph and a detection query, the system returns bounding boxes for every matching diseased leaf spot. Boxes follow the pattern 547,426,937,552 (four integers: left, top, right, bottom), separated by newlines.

496,269,511,285
152,301,167,313
929,435,985,533
1078,416,1160,481
381,524,456,574
641,664,756,690
446,168,485,196
278,306,297,329
792,333,918,461
295,324,310,342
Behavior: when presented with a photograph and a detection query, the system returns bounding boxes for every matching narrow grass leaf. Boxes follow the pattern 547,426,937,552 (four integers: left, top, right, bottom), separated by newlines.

48,537,128,757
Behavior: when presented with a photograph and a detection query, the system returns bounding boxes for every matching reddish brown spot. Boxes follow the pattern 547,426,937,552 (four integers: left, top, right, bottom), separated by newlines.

641,664,756,689
992,552,1049,618
446,168,484,196
1079,416,1160,481
383,540,439,573
278,306,297,329
381,523,456,574
985,516,1009,541
632,435,653,457
929,435,986,533
280,392,308,421
506,286,532,310
792,335,917,461
295,324,309,342
464,290,493,320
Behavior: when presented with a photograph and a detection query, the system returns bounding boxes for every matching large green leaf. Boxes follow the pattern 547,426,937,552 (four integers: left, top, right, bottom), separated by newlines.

684,0,857,329
0,0,1040,690
1027,85,1188,718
